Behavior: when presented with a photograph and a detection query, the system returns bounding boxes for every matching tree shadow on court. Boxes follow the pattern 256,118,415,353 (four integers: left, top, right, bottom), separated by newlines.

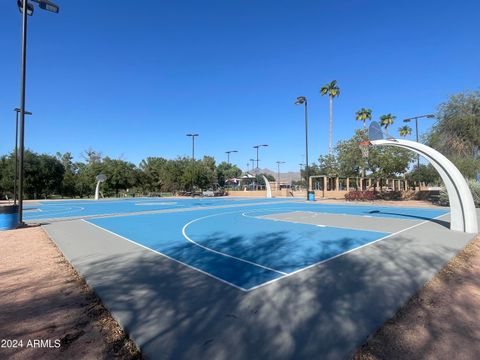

71,226,475,360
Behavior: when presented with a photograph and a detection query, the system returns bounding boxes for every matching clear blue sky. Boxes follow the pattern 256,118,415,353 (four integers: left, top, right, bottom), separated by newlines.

1,0,479,172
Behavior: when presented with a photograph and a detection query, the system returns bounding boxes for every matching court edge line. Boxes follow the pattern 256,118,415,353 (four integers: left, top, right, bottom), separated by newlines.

80,219,269,292
241,207,448,223
181,213,287,275
26,199,301,223
245,213,450,292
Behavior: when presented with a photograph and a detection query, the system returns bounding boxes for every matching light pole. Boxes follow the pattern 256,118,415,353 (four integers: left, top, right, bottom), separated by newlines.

276,161,285,191
253,144,268,173
186,133,199,192
249,159,255,172
299,163,305,190
403,114,435,168
13,108,32,205
186,133,199,160
17,0,60,226
226,150,238,164
295,96,309,199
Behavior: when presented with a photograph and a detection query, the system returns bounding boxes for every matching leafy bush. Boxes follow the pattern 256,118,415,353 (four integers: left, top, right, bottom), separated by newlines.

437,179,480,207
345,190,377,201
467,179,480,207
377,191,403,200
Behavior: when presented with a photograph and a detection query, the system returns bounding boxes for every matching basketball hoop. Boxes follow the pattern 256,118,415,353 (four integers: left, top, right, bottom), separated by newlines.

359,140,371,158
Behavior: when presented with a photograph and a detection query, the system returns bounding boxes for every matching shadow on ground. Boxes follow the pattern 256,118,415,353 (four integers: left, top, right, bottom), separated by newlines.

70,231,470,360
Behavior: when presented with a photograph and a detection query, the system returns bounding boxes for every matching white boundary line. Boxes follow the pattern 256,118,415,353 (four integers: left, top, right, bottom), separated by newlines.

26,205,85,219
181,213,287,275
246,213,450,291
81,209,449,293
241,208,392,234
81,219,256,292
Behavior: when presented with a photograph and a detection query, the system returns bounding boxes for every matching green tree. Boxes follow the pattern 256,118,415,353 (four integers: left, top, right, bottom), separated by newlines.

355,108,372,129
139,157,169,193
101,157,138,197
426,91,480,157
398,125,412,138
379,113,396,137
75,162,94,198
320,80,341,154
56,152,77,197
216,162,242,187
317,155,339,176
407,164,440,185
196,156,217,189
333,129,415,184
256,173,276,186
0,150,64,199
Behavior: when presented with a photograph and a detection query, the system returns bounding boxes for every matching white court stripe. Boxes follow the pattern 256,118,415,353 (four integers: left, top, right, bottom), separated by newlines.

246,213,449,291
81,219,253,292
182,213,287,275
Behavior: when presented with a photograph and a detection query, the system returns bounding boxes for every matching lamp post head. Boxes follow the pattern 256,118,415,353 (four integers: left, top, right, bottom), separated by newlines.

19,0,60,15
17,0,34,15
295,96,307,105
35,0,60,13
14,108,32,115
186,133,199,137
404,114,435,122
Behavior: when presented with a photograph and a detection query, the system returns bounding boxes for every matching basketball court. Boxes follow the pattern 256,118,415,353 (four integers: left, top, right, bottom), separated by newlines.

32,196,478,359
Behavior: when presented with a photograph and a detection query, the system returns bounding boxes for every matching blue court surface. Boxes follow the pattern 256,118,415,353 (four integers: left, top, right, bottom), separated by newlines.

22,197,294,221
49,199,449,291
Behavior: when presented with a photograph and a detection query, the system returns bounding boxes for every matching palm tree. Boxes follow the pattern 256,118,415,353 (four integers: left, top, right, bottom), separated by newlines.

398,125,412,138
355,108,372,129
320,80,341,154
379,113,396,137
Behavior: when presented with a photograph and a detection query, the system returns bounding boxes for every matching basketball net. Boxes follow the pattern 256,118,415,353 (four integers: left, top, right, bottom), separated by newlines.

359,140,371,158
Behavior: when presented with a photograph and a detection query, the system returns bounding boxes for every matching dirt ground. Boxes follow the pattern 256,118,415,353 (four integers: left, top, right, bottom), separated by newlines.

354,234,480,359
1,203,479,359
0,226,142,360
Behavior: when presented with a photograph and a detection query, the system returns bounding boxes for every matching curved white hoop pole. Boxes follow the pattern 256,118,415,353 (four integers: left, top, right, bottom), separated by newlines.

371,139,478,233
262,175,273,198
94,181,102,200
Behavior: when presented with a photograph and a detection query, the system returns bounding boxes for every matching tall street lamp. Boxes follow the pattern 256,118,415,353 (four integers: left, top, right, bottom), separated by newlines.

295,96,309,200
249,159,255,172
299,163,305,190
13,108,32,205
276,161,285,191
186,133,199,160
186,133,199,192
403,114,435,168
16,0,60,226
253,144,268,173
226,150,238,164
